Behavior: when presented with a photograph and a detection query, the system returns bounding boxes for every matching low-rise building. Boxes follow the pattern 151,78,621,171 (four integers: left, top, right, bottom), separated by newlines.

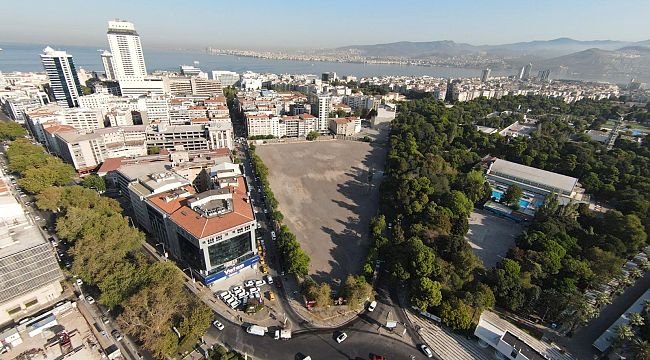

329,117,361,136
0,176,64,326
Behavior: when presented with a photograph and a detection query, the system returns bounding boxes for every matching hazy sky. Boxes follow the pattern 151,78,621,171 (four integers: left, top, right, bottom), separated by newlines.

2,0,650,50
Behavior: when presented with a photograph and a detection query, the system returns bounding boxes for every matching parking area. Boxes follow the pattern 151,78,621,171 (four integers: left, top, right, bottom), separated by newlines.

255,139,387,285
466,209,522,268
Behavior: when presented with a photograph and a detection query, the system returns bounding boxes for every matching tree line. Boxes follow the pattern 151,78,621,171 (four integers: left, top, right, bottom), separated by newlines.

368,94,650,332
5,137,212,358
248,145,310,277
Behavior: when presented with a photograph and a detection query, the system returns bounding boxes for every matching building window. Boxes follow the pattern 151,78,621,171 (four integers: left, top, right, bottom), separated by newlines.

7,306,22,315
25,298,39,308
207,232,252,268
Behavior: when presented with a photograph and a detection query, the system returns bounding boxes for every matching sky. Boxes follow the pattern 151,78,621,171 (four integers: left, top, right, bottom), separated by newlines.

2,0,650,50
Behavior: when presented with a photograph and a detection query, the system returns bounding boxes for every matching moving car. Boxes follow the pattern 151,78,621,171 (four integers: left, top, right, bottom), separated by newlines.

367,300,377,312
420,344,433,358
212,320,225,330
336,332,348,343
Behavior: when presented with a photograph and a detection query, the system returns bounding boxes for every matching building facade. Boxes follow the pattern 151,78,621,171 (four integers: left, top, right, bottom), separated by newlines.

40,47,83,108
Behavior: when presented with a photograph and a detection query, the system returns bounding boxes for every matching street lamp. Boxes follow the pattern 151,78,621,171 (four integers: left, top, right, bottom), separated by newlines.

155,243,168,260
182,267,197,289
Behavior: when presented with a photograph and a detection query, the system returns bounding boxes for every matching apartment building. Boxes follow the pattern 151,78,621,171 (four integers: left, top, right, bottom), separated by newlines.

25,105,104,143
145,121,233,152
52,125,147,172
329,117,362,136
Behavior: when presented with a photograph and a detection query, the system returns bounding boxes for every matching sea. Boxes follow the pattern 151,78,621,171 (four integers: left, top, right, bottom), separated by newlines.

0,43,514,79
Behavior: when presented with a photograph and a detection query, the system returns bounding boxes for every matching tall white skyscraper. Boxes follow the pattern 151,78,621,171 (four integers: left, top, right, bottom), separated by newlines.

316,94,331,133
40,46,83,107
106,20,147,81
522,63,532,80
100,50,116,80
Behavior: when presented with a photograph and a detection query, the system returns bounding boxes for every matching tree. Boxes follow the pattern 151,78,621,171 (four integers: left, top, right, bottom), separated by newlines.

502,184,523,207
630,312,645,327
286,246,310,277
148,146,161,155
313,283,333,307
615,324,635,345
631,339,650,360
0,120,27,140
439,297,473,331
36,186,65,212
81,174,106,192
594,292,612,307
342,275,373,309
306,131,320,141
19,157,75,194
410,277,442,312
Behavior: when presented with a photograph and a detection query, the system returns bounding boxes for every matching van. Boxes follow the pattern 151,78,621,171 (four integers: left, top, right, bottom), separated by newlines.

246,325,268,336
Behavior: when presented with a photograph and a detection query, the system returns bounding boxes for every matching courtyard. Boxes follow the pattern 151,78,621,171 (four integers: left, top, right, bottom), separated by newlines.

255,139,386,285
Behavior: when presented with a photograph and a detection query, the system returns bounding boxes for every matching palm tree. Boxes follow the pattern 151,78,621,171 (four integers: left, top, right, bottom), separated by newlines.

630,267,643,279
629,312,645,327
595,292,612,307
615,324,635,344
620,274,634,287
644,300,650,316
631,339,650,360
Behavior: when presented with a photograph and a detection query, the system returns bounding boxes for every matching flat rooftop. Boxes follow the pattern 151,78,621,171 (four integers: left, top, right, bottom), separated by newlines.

487,158,578,194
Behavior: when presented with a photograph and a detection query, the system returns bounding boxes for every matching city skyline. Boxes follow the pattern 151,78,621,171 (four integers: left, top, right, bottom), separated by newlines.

2,0,650,50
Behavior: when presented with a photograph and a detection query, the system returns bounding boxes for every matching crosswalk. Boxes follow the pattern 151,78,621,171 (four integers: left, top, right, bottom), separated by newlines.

406,310,493,360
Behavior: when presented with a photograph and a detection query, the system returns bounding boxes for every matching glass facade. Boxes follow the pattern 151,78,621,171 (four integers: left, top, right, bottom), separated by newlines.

207,232,252,269
178,232,206,271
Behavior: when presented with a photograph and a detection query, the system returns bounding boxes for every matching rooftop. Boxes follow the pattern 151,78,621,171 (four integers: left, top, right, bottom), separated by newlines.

147,177,254,240
487,158,578,194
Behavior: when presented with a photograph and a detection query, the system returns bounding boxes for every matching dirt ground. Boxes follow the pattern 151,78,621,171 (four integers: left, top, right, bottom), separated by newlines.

466,209,522,268
256,139,386,286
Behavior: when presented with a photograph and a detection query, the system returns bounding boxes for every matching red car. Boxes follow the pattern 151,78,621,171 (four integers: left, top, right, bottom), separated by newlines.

275,278,282,288
372,355,386,360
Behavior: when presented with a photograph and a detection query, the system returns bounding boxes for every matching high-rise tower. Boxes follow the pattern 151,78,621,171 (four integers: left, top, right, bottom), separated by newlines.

106,20,147,81
40,46,83,107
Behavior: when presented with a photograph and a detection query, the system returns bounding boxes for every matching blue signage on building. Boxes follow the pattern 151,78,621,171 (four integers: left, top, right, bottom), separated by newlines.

203,255,260,285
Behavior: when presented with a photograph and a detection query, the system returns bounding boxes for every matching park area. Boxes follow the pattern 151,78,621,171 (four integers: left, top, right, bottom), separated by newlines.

255,140,386,285
466,209,522,268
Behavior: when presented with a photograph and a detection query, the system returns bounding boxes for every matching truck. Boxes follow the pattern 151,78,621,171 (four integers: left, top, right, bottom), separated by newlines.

246,325,268,336
274,329,292,340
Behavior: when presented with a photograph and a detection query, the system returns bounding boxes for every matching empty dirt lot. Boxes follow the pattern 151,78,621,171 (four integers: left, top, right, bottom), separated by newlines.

466,209,522,268
256,140,386,285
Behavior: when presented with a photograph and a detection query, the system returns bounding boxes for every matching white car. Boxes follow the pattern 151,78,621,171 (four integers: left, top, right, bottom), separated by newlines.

270,231,276,239
86,296,95,304
222,294,234,303
367,300,377,312
265,275,273,284
336,332,348,343
212,320,225,330
75,279,83,286
219,291,230,299
232,287,244,296
420,344,433,358
228,300,240,309
244,280,255,287
237,291,249,299
255,279,266,287
248,287,260,294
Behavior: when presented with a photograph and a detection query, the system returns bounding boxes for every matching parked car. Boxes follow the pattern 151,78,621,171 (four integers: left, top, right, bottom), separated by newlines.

86,296,95,304
265,275,273,284
336,332,348,343
255,279,266,287
420,344,433,358
75,279,83,286
244,280,255,287
212,320,225,330
101,315,110,324
111,330,123,341
367,300,377,312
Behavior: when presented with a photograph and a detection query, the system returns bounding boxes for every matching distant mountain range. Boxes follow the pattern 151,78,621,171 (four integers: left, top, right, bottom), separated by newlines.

328,38,650,83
